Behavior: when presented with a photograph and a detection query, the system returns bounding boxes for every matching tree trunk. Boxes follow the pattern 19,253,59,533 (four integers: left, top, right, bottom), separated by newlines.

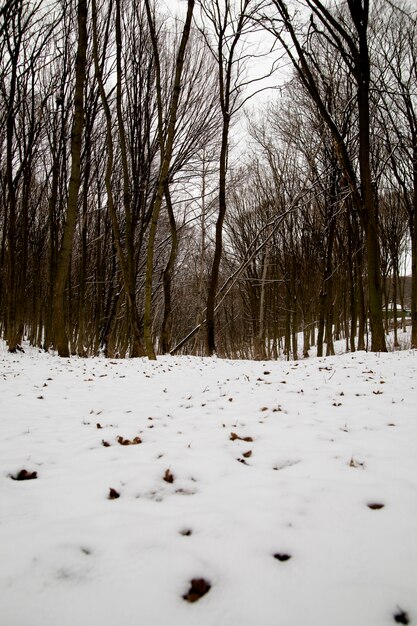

411,140,417,348
52,0,87,357
354,5,386,352
206,115,230,355
143,0,195,360
160,185,178,354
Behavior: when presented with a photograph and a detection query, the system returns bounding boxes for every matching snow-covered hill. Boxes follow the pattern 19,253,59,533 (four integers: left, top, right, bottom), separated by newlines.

1,342,416,626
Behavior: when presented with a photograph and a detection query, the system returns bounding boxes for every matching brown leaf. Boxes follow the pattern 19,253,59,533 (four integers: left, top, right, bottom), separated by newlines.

349,457,364,468
96,423,102,429
230,432,253,442
102,440,111,447
12,469,38,481
108,488,120,500
367,502,384,510
163,469,174,483
242,450,252,458
117,435,142,446
182,578,211,603
273,553,291,562
394,608,410,624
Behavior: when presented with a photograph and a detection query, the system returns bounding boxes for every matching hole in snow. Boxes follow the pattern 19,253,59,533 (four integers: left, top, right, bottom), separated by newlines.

367,502,384,510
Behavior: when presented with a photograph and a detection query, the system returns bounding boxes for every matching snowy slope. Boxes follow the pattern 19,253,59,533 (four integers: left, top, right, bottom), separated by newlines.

0,342,416,626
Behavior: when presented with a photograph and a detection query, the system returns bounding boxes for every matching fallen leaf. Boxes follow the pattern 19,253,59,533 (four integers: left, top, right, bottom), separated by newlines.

11,469,38,481
163,469,174,483
274,553,292,562
117,435,142,445
243,450,252,458
108,488,120,499
230,432,253,442
183,578,211,603
394,608,410,624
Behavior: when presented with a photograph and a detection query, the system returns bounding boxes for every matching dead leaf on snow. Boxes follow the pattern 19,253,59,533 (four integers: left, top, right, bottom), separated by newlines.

117,436,142,446
230,432,253,442
349,457,364,468
394,608,410,624
182,578,211,603
11,469,38,481
108,488,120,499
163,469,174,483
273,553,292,562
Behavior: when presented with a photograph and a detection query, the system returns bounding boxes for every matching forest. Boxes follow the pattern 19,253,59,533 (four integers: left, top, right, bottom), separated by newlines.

0,0,416,360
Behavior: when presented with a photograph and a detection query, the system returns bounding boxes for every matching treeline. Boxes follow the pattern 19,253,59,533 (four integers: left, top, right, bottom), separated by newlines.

0,0,416,359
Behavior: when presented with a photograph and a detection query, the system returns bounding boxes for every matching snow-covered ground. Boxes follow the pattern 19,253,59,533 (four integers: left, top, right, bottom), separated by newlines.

1,340,416,626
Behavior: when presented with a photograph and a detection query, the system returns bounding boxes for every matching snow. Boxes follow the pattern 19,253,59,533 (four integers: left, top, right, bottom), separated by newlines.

1,340,416,626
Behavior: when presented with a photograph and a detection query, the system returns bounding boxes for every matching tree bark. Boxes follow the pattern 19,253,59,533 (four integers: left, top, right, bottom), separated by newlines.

143,0,195,360
52,0,87,357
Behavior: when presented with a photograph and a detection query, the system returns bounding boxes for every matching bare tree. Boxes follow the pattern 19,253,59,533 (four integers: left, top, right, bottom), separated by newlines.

375,1,417,346
52,0,87,356
199,0,273,355
143,0,195,359
263,0,387,352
